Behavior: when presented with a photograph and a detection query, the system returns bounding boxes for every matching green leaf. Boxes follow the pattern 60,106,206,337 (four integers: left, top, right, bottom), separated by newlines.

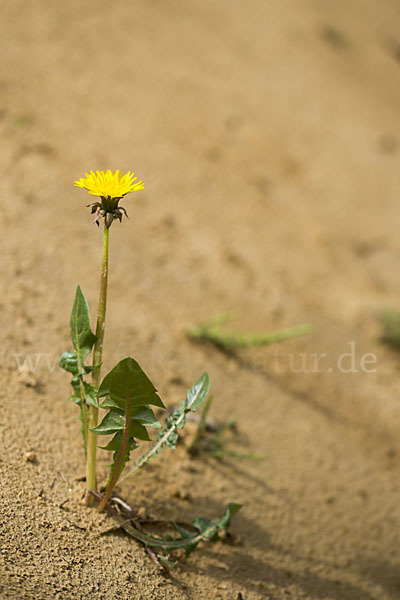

70,378,98,408
99,396,124,412
59,351,79,376
70,286,97,374
98,357,165,409
193,502,242,538
100,431,138,453
161,427,179,449
101,432,139,486
118,373,210,482
94,357,165,505
216,502,242,529
130,421,151,441
185,372,210,412
132,406,161,428
91,411,125,435
60,351,98,378
97,403,161,429
83,382,98,408
92,410,152,440
108,436,137,484
60,351,98,452
59,287,98,455
116,503,242,558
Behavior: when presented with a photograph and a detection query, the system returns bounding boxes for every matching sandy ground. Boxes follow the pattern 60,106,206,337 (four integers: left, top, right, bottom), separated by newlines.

1,0,400,598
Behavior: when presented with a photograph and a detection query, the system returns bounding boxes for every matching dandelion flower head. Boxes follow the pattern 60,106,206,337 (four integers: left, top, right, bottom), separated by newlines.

74,169,145,227
74,169,144,200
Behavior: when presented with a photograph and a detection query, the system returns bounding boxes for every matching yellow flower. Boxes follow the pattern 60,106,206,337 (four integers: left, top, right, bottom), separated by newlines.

74,169,145,227
74,169,144,200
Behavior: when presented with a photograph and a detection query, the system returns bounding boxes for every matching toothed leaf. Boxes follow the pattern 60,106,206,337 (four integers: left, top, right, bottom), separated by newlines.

71,377,98,408
99,396,124,412
121,373,210,477
95,357,164,497
132,406,161,428
98,357,165,409
91,411,125,435
100,431,138,453
118,502,242,558
103,432,139,486
130,421,151,441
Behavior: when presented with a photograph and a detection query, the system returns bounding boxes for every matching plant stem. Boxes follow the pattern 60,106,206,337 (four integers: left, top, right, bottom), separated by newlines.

86,223,110,506
97,385,131,512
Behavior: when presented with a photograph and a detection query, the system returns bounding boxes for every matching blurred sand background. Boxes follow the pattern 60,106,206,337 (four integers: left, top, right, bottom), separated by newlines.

1,0,400,598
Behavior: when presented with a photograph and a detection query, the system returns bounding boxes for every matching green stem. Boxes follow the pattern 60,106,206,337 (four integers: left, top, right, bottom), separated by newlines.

97,385,131,512
86,223,110,506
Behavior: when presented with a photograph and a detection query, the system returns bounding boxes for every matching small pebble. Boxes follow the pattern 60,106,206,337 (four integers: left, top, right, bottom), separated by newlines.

24,451,36,463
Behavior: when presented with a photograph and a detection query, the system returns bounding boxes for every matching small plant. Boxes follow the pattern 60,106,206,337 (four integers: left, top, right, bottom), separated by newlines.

380,309,400,347
60,169,149,507
100,497,242,571
59,170,241,561
188,313,311,351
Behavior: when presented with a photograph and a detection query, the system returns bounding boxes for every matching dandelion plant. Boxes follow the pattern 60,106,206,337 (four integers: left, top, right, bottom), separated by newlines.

60,170,155,504
59,169,242,557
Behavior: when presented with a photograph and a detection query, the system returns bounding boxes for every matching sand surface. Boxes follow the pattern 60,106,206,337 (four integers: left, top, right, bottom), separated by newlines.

1,1,400,598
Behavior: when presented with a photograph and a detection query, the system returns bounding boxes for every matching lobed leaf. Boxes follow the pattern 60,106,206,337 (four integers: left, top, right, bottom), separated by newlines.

71,377,98,408
130,421,151,442
91,411,125,435
132,406,161,429
118,373,210,482
193,502,242,538
92,410,155,440
98,357,165,409
117,502,242,558
100,431,126,452
94,357,165,497
104,432,139,486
